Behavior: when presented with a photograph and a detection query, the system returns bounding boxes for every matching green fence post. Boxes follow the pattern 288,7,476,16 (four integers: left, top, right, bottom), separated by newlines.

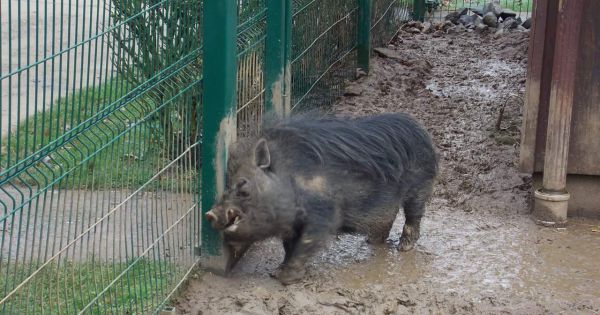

201,0,238,256
265,0,287,117
358,0,372,73
413,0,425,22
283,0,292,114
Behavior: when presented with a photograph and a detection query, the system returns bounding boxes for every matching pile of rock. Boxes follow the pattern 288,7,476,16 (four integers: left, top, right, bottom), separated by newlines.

444,1,531,35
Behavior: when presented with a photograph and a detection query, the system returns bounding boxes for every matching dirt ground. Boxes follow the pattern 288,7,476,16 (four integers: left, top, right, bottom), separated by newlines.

173,28,600,314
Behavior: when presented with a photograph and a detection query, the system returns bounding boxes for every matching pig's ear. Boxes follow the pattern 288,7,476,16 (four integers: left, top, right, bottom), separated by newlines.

253,138,271,169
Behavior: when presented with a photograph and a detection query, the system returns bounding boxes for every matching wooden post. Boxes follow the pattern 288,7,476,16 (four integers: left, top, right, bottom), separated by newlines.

533,0,584,227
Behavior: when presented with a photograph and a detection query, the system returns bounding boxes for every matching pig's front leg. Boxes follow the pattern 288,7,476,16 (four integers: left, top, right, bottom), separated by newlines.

224,241,251,275
276,197,336,285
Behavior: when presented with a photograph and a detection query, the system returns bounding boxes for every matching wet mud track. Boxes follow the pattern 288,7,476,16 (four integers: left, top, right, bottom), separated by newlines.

174,30,600,314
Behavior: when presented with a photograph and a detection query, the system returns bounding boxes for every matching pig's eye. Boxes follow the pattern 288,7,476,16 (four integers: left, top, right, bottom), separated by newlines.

235,178,250,198
235,178,247,188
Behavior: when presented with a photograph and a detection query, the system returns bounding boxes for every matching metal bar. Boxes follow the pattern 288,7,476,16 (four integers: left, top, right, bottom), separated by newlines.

413,0,425,22
265,0,287,116
283,0,293,116
358,0,372,73
201,0,239,256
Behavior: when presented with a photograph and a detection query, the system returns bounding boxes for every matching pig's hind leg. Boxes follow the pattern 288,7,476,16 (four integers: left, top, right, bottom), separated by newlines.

363,206,397,245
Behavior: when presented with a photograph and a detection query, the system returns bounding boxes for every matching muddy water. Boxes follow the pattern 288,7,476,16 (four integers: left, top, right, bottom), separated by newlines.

174,29,600,314
333,206,600,309
176,207,600,314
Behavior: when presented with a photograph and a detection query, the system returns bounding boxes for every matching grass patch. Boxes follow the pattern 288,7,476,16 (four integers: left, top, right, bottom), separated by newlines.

0,259,178,314
498,0,532,12
0,79,198,192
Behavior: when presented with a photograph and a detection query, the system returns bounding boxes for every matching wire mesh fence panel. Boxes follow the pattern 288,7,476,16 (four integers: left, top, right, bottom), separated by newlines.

371,0,413,48
424,0,533,22
1,0,433,313
289,0,360,112
0,0,202,313
237,0,267,138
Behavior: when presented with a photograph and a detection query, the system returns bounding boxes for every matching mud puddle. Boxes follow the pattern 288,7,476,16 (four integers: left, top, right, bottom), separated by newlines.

173,29,600,314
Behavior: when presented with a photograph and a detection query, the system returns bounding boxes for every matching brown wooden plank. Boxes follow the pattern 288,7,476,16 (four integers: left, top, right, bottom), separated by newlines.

519,0,549,172
567,0,600,175
532,0,560,173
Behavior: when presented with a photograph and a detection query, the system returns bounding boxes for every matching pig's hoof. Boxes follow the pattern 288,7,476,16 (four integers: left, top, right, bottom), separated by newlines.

398,237,416,251
398,225,419,251
276,266,306,285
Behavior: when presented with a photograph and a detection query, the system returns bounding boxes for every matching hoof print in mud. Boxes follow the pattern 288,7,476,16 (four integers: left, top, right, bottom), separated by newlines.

205,113,438,284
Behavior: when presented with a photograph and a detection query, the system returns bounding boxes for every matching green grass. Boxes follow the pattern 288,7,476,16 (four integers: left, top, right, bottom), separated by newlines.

0,259,178,314
498,0,532,12
0,79,198,192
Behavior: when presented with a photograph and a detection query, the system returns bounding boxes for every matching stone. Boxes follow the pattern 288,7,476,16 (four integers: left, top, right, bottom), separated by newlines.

473,15,484,26
447,24,467,34
445,11,461,24
473,15,486,31
373,47,403,59
445,8,469,24
471,7,484,16
355,68,367,78
344,84,363,96
522,17,532,29
499,8,517,20
436,20,454,31
406,20,422,28
475,23,488,32
458,14,477,27
500,17,520,30
406,27,422,34
482,12,498,27
483,2,503,17
421,21,432,33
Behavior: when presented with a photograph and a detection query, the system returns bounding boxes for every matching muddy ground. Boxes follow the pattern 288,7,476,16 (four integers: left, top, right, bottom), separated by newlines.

173,28,600,314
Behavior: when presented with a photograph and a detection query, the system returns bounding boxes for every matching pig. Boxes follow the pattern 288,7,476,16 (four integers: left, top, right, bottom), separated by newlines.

205,112,438,284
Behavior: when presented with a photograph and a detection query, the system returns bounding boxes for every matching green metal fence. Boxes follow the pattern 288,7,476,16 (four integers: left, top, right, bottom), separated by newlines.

0,0,413,313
